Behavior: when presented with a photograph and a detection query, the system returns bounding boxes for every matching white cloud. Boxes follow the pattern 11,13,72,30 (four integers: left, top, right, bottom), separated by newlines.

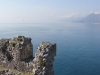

60,13,87,19
94,11,100,14
61,13,77,18
60,11,100,19
88,11,100,14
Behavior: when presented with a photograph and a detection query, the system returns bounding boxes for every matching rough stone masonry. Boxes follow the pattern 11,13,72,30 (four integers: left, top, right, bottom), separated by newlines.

0,36,56,75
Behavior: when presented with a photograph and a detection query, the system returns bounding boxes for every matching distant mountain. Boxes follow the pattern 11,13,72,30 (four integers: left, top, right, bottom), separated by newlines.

79,13,100,23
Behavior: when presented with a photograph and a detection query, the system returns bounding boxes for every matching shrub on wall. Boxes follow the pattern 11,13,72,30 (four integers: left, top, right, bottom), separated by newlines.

10,42,16,47
40,61,46,66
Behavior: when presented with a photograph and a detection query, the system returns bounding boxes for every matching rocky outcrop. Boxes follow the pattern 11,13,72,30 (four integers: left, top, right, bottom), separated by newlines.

33,42,56,75
0,36,56,75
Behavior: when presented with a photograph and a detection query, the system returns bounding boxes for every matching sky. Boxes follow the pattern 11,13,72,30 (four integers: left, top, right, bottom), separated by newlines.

0,0,100,23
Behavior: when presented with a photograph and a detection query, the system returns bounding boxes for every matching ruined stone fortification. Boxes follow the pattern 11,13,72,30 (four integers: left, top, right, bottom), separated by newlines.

0,36,56,75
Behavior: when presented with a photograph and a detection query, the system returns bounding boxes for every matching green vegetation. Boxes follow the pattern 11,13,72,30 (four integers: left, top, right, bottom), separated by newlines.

0,65,33,75
40,61,46,66
41,42,47,44
17,37,23,41
22,72,33,75
10,42,16,47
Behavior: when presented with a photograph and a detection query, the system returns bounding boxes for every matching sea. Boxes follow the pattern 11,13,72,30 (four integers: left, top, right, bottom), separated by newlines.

0,22,100,75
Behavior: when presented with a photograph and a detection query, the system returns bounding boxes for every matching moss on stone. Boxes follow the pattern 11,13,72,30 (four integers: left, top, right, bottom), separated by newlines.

0,65,33,75
17,37,23,41
22,72,33,75
10,42,16,47
40,61,46,66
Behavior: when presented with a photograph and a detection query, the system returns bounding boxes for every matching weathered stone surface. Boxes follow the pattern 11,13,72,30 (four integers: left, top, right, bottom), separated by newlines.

0,36,56,75
33,42,56,75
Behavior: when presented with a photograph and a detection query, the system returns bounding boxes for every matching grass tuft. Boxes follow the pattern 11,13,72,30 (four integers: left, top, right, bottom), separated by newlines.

10,42,16,47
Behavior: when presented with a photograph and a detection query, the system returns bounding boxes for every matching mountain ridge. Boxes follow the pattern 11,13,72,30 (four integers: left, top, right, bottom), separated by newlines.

79,13,100,23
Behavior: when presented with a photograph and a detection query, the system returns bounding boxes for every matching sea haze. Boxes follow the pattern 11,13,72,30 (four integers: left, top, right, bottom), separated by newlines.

0,22,100,75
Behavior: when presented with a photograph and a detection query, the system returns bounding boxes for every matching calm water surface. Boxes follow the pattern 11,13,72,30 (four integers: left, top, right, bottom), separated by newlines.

0,23,100,75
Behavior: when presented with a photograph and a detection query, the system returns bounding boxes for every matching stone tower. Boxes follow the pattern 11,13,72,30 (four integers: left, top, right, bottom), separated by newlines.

8,36,33,61
33,42,56,75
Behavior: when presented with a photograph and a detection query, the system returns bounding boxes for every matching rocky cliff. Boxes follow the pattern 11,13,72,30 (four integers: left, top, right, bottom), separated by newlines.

0,36,56,75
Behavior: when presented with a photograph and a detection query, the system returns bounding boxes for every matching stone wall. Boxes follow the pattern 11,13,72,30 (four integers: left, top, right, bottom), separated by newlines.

0,36,33,72
0,36,56,75
33,42,56,75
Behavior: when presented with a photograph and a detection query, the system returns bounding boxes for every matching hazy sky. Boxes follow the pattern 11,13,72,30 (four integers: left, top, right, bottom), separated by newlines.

0,0,100,23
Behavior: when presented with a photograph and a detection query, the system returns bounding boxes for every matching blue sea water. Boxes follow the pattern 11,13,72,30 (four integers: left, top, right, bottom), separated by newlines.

0,22,100,75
